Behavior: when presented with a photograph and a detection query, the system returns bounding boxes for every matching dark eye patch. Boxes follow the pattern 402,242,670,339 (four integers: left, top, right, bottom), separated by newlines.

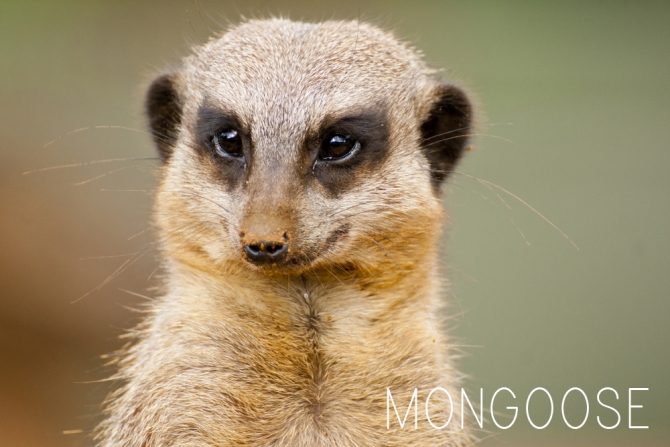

194,104,249,189
195,105,247,150
309,107,390,196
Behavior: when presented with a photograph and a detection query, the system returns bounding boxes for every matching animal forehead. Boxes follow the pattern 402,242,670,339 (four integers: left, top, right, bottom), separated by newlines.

189,20,426,117
199,20,422,76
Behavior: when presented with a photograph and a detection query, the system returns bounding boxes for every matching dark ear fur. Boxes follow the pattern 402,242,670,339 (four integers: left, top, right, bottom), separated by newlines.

145,73,183,161
420,83,473,190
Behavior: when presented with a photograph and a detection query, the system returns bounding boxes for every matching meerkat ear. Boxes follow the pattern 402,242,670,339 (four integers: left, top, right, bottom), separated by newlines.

145,73,183,161
420,83,473,190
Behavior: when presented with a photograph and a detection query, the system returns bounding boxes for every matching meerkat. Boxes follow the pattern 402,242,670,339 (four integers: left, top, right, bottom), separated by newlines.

96,18,474,446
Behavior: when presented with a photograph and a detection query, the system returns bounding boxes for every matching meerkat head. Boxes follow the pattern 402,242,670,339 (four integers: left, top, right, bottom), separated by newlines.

147,19,472,276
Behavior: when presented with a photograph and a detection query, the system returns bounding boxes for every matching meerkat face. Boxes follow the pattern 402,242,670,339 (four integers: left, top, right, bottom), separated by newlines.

147,19,472,274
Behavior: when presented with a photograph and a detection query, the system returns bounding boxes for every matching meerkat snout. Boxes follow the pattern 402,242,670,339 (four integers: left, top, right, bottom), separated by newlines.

240,215,291,265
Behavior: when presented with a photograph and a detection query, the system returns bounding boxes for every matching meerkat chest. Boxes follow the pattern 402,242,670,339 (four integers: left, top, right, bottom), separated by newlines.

152,281,441,443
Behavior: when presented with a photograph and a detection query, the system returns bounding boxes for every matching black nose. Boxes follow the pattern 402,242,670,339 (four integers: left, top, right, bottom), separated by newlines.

244,241,289,264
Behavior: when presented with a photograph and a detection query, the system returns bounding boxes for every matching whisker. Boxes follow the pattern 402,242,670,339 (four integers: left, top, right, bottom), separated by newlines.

42,125,156,149
72,242,158,303
446,180,500,207
152,211,229,223
176,189,234,217
51,125,176,151
101,189,154,192
147,223,218,281
150,226,218,281
509,216,530,246
152,209,231,226
72,220,214,303
127,227,151,241
320,252,355,278
451,291,465,321
23,157,160,175
315,253,346,285
448,266,478,283
420,123,513,144
329,207,387,225
310,265,326,289
448,179,533,245
79,253,137,260
422,133,515,149
474,178,511,210
119,288,156,303
73,164,159,186
420,125,471,143
454,172,579,250
150,188,235,221
327,200,380,218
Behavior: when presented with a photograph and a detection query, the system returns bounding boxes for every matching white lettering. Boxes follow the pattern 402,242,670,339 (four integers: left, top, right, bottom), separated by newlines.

628,388,649,429
461,388,484,429
526,387,553,429
561,387,589,429
490,387,518,429
596,387,620,429
425,387,454,429
387,388,418,429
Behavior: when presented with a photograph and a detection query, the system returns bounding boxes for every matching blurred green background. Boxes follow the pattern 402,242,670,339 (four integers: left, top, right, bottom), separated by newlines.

1,1,668,446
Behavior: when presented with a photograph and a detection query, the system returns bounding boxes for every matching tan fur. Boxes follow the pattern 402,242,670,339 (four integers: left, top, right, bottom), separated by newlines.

96,19,473,446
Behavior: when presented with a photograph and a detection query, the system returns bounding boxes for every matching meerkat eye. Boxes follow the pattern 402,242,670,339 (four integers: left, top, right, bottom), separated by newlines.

319,134,360,161
213,129,243,158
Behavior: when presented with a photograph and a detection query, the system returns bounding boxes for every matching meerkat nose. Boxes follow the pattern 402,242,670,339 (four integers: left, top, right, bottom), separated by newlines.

241,229,290,265
244,239,289,265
